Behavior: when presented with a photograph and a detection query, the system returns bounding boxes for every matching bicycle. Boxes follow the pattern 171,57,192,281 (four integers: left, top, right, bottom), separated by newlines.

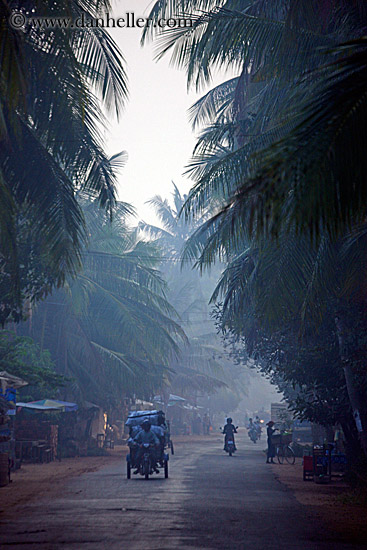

273,432,295,465
276,443,295,464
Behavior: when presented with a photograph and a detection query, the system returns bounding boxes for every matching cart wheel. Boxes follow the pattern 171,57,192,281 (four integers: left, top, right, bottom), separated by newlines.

164,460,168,478
127,461,131,479
170,441,174,455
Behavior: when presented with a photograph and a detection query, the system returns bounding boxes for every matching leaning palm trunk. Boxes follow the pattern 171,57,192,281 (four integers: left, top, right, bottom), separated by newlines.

335,315,367,456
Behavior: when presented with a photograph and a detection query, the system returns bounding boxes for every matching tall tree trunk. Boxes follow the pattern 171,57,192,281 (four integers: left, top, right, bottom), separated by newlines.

40,303,48,352
335,315,367,456
340,417,362,470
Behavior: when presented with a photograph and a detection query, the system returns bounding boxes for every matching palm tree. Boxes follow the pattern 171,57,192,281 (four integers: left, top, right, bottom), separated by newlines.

20,200,186,408
0,0,128,324
144,0,367,452
141,183,250,405
139,183,215,325
208,225,367,454
144,0,367,243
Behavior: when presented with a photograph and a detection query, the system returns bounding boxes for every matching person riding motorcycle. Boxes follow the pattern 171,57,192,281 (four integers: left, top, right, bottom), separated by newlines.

223,417,237,451
133,419,160,474
254,416,262,438
247,417,258,442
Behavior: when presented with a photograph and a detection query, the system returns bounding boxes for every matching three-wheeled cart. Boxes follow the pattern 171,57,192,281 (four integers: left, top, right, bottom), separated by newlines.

125,410,171,480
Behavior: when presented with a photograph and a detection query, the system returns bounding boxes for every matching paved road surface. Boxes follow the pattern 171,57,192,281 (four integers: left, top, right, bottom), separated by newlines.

0,432,363,549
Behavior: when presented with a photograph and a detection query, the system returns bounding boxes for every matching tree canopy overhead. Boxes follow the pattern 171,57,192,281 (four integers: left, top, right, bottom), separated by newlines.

20,200,186,408
0,0,128,324
145,0,367,244
144,0,367,459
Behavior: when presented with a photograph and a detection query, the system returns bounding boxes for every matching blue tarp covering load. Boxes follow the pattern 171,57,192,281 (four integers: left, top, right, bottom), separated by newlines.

125,410,164,427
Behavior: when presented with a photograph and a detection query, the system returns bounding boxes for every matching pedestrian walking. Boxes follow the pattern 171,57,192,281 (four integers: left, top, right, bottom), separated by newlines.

266,421,276,464
203,413,210,435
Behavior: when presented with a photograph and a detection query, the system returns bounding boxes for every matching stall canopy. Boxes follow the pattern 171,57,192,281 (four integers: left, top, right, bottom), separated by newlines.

17,399,78,412
0,371,28,392
168,394,186,402
154,394,186,407
167,394,186,407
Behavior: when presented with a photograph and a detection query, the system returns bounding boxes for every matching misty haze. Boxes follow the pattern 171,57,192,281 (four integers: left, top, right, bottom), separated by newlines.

1,1,367,549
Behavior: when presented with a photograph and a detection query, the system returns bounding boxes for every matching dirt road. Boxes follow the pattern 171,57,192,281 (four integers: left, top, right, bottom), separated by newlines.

0,432,363,549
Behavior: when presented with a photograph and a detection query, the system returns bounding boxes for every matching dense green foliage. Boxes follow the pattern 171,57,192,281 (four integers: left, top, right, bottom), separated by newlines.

2,0,367,460
145,0,367,457
0,0,128,324
0,331,67,399
145,0,367,242
18,201,185,408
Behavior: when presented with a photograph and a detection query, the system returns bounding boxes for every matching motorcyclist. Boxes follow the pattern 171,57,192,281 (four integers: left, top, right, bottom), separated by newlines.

133,419,160,474
247,417,257,441
254,416,262,438
222,417,237,451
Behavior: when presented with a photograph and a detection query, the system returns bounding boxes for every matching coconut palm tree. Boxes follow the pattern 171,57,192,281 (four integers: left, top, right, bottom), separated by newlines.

145,0,367,452
19,200,186,407
144,0,367,243
141,183,250,405
0,0,128,324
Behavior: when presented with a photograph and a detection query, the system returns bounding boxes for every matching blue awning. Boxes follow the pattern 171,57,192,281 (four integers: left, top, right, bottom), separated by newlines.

17,399,78,412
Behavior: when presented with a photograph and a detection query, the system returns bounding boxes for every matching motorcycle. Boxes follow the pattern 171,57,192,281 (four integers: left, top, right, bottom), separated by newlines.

248,427,258,443
225,439,235,456
126,443,169,480
141,443,154,479
221,426,238,456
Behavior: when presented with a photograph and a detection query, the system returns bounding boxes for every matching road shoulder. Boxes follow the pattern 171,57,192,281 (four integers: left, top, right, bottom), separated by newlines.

0,447,126,517
271,461,367,545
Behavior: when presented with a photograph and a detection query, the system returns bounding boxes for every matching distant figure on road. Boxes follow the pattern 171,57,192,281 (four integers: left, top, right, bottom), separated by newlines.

254,416,262,439
223,417,237,451
247,417,258,443
334,424,345,453
266,421,276,464
192,413,202,435
203,413,211,435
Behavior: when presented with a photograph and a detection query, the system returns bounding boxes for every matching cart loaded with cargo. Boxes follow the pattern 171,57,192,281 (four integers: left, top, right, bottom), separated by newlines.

125,410,172,479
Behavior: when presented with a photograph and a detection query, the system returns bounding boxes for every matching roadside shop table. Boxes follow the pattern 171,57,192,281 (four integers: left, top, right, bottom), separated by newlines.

16,439,52,463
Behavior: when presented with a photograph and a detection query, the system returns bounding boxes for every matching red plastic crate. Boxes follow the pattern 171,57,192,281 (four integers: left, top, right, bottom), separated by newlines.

303,455,313,481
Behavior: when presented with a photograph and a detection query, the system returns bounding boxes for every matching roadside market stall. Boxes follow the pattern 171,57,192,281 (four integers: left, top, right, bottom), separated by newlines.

15,399,78,462
0,371,28,485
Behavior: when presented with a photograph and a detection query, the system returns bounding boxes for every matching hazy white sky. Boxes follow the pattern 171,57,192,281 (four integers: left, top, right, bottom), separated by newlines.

106,0,223,225
106,6,280,404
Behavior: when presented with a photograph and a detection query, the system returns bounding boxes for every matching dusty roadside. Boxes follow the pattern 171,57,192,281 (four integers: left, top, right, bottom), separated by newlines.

0,446,127,516
271,461,367,544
